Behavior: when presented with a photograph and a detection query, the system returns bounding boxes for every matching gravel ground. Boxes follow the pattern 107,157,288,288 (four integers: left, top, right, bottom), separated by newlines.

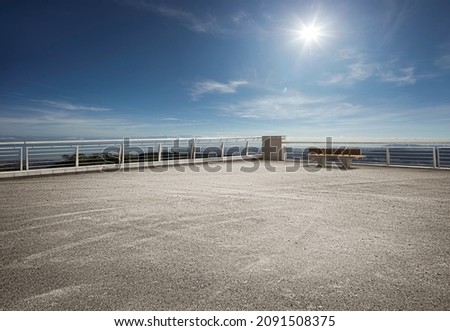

1,161,449,310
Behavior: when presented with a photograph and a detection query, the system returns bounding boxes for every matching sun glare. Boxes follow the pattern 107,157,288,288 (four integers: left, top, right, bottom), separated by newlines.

299,25,321,43
292,14,329,51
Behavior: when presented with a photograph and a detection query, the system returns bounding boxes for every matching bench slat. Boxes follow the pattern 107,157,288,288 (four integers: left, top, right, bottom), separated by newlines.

308,148,362,156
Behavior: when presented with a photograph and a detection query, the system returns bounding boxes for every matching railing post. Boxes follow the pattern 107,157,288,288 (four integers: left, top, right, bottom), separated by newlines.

433,147,438,168
25,147,29,171
157,143,162,162
118,145,122,164
189,139,196,159
121,138,125,166
20,147,23,171
386,147,390,166
75,146,79,167
220,142,225,158
245,141,249,156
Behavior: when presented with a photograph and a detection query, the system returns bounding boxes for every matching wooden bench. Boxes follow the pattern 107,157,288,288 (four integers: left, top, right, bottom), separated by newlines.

308,148,365,169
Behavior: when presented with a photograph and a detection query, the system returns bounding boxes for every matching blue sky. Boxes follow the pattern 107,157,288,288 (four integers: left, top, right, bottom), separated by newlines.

1,0,450,140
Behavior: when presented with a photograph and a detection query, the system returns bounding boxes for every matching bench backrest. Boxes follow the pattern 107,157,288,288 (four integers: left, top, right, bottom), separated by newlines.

308,148,362,156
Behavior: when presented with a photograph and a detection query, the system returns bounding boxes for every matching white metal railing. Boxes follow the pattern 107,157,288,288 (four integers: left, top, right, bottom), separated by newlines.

283,140,450,169
3,136,449,172
0,136,262,172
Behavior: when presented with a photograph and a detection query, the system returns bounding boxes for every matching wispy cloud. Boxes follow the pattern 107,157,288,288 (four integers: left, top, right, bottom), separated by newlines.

349,62,377,82
118,1,227,35
160,117,200,123
378,66,416,85
0,105,131,137
0,112,123,127
380,0,417,46
160,117,181,121
216,91,359,120
154,6,224,34
322,63,376,86
0,105,200,138
34,99,112,112
215,89,450,139
190,79,248,100
319,49,376,86
319,49,416,86
229,9,269,36
435,54,450,70
231,10,248,25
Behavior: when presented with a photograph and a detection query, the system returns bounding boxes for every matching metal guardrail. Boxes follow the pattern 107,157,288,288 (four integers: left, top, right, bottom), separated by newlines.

283,141,450,169
2,136,449,172
0,137,262,172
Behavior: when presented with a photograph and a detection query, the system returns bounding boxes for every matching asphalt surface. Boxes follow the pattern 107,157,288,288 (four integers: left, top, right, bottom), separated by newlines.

1,161,449,310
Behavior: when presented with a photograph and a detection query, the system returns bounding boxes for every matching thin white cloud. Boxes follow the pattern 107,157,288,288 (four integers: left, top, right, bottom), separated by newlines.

349,62,377,81
229,9,269,36
155,6,224,34
435,54,450,70
380,0,418,46
0,105,202,138
320,74,345,85
160,117,200,123
190,79,248,100
0,113,124,127
231,10,248,25
319,62,376,86
216,91,359,120
161,117,181,121
319,49,416,86
379,66,416,85
118,1,227,35
0,107,131,138
215,90,450,139
319,49,376,85
34,99,111,112
338,48,360,60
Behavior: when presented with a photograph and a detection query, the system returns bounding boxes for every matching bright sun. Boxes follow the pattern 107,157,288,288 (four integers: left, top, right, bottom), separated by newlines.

290,15,330,53
297,22,325,46
299,25,321,43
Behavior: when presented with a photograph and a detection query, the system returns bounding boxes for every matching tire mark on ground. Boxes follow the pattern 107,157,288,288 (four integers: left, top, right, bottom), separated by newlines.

0,208,117,235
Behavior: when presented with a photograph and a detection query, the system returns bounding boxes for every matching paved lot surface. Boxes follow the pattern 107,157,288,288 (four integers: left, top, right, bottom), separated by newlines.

1,161,449,310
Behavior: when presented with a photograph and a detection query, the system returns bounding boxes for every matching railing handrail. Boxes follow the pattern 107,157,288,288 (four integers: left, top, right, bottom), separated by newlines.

283,141,450,145
0,139,122,145
0,136,262,146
